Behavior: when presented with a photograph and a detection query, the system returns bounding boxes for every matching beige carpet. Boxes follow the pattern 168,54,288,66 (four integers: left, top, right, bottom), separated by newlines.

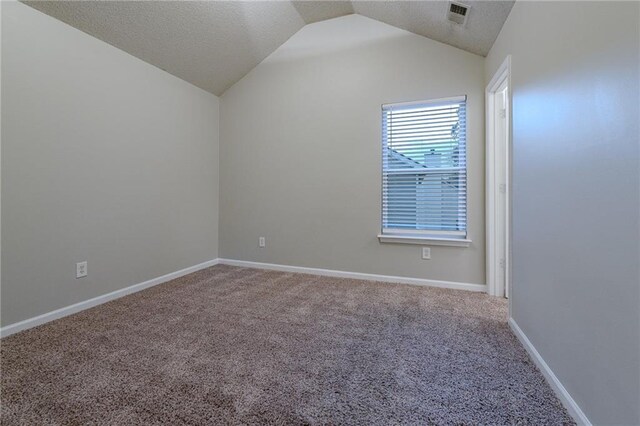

1,265,573,425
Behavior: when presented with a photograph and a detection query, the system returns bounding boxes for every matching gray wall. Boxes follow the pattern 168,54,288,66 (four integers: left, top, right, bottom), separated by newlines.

220,15,485,284
1,2,220,326
485,2,640,424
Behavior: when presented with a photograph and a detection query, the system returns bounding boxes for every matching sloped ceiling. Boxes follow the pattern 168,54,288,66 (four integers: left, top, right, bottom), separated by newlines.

351,1,513,57
23,1,514,96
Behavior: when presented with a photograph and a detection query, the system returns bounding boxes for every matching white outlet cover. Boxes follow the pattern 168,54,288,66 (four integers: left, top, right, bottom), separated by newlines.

259,237,266,248
421,247,431,260
76,261,88,278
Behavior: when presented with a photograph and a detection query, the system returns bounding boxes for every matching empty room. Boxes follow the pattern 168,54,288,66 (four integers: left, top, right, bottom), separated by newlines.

1,0,638,424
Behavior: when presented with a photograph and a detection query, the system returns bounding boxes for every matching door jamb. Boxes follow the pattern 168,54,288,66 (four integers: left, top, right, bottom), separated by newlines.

486,55,512,303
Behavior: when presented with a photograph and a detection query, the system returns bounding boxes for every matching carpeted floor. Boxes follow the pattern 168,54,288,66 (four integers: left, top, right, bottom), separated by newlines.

1,265,574,425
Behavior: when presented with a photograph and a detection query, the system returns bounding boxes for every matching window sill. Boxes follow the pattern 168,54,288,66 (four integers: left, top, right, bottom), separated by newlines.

377,234,472,247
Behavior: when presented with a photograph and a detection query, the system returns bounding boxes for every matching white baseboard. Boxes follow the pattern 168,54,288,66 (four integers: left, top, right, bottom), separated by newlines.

0,259,220,338
2,258,481,338
509,318,591,426
218,258,486,292
0,257,591,425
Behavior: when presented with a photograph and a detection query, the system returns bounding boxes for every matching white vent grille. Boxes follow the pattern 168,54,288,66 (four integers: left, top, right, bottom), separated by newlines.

447,2,470,26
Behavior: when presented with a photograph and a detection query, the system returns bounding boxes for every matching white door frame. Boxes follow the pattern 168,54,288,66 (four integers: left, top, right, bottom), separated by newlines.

486,55,511,299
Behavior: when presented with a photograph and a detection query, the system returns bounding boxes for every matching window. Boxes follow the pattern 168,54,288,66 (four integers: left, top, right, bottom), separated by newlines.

380,96,469,245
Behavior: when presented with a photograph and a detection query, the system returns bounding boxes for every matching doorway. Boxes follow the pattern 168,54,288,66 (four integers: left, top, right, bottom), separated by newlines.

486,56,511,299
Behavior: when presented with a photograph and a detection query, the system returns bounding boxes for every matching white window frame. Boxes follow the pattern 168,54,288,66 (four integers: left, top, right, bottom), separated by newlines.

377,95,471,248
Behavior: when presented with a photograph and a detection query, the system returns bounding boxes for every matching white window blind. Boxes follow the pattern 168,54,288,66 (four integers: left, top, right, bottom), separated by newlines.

382,96,467,238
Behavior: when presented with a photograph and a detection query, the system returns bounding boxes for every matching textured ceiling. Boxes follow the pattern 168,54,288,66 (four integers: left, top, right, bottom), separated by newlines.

292,1,355,24
23,1,514,96
352,1,514,57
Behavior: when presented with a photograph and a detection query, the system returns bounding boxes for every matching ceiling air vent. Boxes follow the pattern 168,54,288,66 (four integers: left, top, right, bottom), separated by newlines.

447,1,470,26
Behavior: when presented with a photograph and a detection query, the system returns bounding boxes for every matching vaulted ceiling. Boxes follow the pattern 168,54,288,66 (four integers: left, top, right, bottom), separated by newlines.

24,1,514,96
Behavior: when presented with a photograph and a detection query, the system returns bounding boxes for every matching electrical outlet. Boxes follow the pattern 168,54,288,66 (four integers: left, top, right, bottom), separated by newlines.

259,237,266,248
421,247,431,260
76,261,88,278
